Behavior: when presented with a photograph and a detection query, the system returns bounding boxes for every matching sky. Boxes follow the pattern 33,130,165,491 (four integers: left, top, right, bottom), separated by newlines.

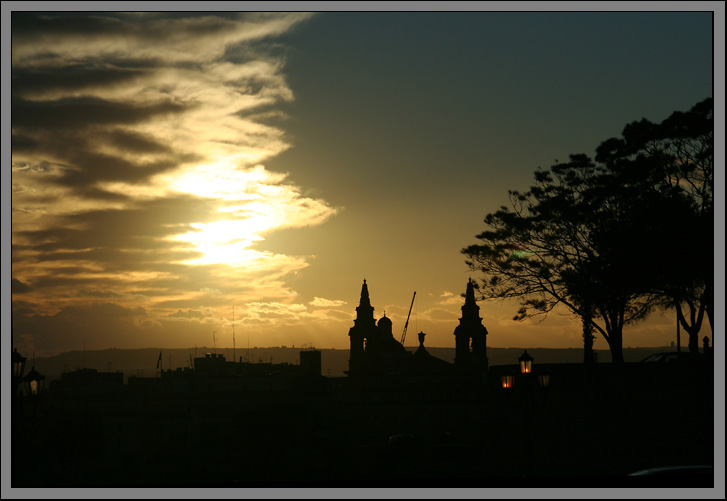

5,6,721,358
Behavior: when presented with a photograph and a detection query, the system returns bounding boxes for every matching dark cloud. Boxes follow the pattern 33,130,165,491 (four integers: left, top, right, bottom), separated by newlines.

74,289,127,299
12,302,150,352
101,129,176,155
70,185,139,202
16,194,220,250
11,66,149,98
14,125,200,193
57,151,191,188
14,272,124,292
11,12,261,55
153,295,230,310
12,278,33,293
10,133,38,152
11,96,188,130
10,195,236,298
61,302,148,319
11,12,129,38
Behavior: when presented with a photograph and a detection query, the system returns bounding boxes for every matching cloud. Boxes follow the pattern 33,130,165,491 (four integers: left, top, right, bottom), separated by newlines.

12,278,33,293
11,12,339,353
10,13,313,199
437,290,464,306
73,288,127,299
421,308,460,322
309,297,347,308
11,13,313,67
167,309,207,320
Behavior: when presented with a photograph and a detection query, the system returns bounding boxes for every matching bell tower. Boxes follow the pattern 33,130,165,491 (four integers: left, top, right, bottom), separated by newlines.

348,279,376,375
453,278,489,372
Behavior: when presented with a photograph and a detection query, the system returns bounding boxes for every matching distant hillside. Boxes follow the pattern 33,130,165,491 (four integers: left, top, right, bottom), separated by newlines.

30,345,672,380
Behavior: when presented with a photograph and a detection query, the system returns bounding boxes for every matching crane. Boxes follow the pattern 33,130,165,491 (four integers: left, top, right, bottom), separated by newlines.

400,291,416,345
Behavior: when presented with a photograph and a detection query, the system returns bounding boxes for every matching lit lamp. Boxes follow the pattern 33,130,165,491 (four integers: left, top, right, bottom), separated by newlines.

24,367,45,398
501,374,514,389
518,350,534,374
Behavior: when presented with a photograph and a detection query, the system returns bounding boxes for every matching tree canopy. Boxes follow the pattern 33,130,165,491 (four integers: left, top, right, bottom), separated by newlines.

463,98,713,363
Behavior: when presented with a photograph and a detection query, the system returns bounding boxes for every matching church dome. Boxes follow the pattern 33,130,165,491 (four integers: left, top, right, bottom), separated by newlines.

378,314,393,335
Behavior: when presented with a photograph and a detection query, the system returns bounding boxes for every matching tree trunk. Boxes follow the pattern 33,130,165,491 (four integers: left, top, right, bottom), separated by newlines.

688,331,699,353
606,328,624,364
582,305,595,365
676,301,706,354
704,287,713,337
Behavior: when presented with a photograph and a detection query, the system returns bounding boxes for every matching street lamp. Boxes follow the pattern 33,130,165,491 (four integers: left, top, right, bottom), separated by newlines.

24,367,45,398
501,374,514,389
13,348,27,379
12,348,27,399
519,350,534,374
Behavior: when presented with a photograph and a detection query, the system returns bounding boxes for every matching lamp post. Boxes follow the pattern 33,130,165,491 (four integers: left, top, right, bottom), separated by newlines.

499,352,550,476
13,348,27,398
12,362,46,486
11,349,29,486
519,350,534,476
24,366,45,419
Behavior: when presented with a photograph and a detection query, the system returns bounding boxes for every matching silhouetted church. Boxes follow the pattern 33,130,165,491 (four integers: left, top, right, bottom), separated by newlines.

346,279,488,380
453,278,489,372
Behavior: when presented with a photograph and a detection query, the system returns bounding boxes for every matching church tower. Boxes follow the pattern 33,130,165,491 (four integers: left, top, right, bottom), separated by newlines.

348,279,376,375
453,278,489,372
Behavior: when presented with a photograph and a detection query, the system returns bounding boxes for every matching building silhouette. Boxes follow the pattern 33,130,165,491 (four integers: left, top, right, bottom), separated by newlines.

346,279,488,381
12,279,714,488
453,278,489,374
347,279,410,377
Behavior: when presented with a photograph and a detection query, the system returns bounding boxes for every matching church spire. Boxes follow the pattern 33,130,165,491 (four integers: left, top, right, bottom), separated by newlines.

359,278,371,308
355,279,375,327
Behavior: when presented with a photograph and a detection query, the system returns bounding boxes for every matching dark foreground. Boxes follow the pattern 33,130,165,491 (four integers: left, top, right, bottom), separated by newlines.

12,362,715,489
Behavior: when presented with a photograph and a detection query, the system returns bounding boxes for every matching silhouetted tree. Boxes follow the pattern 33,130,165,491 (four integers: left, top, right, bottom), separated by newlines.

581,301,595,365
595,98,713,352
463,98,713,363
464,155,656,364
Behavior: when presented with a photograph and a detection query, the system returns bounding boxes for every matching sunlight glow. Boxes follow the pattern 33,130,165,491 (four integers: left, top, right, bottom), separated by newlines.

167,162,283,201
165,160,335,267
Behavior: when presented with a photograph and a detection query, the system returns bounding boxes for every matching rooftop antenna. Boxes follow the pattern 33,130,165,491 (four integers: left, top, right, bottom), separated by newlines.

232,306,236,364
212,331,217,355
